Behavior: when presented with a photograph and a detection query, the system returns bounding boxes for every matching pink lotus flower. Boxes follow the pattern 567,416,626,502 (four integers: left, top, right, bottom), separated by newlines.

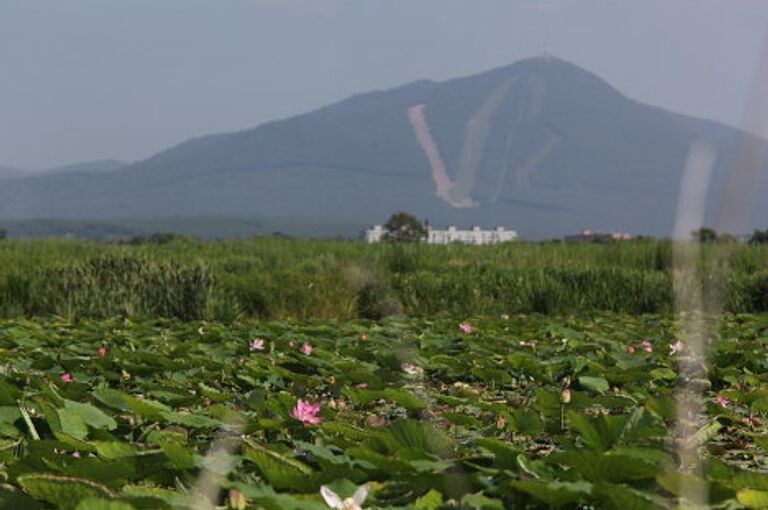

459,322,473,334
714,394,731,408
669,340,684,355
359,332,367,341
60,373,73,383
71,451,81,458
625,345,636,354
249,338,266,352
640,340,653,353
97,346,107,357
300,342,314,355
743,413,764,428
290,399,323,425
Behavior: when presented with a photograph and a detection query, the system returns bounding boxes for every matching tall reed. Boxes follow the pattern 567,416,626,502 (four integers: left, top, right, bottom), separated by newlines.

1,237,768,320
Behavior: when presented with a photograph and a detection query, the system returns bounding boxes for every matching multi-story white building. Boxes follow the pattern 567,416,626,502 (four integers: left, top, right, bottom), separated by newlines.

366,225,386,243
366,225,517,244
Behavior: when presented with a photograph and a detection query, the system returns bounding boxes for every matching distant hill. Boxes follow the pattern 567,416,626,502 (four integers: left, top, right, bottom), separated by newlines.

42,159,128,176
0,160,127,181
0,56,764,239
0,216,359,240
0,166,28,180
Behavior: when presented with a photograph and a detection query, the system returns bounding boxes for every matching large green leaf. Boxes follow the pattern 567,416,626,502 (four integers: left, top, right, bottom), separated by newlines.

63,402,117,431
157,440,196,470
509,480,592,507
552,451,658,483
91,442,138,460
0,486,43,510
118,486,182,509
75,499,136,510
476,438,520,470
461,493,504,509
414,489,443,509
230,482,329,510
18,474,115,510
91,390,168,421
0,380,21,406
158,411,220,429
707,458,768,491
55,401,117,441
738,489,768,509
346,446,414,474
343,387,427,410
578,376,610,393
242,439,314,491
508,408,544,435
57,408,89,440
567,412,622,451
593,482,660,510
376,419,454,459
656,472,735,505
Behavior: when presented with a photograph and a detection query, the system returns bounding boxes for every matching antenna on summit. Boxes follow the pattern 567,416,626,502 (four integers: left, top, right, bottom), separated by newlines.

543,14,554,61
543,39,553,60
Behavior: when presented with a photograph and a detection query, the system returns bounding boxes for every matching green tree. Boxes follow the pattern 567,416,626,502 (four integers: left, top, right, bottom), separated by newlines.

749,229,768,245
0,228,6,240
692,227,718,243
383,212,427,243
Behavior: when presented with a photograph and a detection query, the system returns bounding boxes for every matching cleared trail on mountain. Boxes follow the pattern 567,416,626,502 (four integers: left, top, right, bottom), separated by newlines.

407,104,473,208
453,78,517,204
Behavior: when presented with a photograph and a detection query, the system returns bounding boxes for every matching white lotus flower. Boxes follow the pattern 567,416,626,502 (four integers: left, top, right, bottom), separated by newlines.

320,484,368,510
401,362,424,376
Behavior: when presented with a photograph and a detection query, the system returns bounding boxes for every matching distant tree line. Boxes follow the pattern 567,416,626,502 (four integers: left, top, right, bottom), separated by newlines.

691,227,739,244
692,227,768,245
116,232,194,246
749,229,768,245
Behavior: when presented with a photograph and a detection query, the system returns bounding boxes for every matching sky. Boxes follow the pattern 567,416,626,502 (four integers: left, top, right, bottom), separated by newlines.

1,0,767,170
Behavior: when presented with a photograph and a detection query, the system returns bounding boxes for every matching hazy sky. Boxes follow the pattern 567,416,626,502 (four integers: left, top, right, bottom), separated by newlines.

2,0,767,169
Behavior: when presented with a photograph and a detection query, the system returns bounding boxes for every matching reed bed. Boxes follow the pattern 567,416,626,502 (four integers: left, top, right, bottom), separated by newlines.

1,237,767,320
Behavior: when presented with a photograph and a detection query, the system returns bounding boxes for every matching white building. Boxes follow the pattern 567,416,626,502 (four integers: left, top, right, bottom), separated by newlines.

366,225,517,245
366,225,386,243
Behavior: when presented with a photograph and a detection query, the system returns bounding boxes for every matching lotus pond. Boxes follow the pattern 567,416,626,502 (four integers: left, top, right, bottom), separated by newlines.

0,314,767,509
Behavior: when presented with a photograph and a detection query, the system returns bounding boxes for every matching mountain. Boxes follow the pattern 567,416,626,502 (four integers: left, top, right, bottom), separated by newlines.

42,159,128,176
0,166,28,180
0,56,764,239
0,160,127,181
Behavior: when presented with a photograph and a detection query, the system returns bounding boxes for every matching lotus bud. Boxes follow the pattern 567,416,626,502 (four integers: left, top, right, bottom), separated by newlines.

228,489,248,510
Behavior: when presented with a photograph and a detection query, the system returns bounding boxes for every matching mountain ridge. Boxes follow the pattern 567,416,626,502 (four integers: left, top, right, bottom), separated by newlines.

0,159,128,181
1,56,765,239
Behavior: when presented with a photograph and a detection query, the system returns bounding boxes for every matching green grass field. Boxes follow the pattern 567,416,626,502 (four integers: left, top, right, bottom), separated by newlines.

1,237,768,321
